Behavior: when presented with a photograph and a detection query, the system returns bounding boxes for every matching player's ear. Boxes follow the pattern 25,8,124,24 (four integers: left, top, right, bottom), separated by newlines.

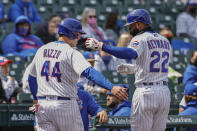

77,33,81,39
136,22,143,30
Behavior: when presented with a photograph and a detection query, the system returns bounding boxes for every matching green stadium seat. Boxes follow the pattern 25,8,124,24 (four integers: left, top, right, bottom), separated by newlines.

0,27,7,54
101,70,127,84
102,0,120,8
126,74,135,100
37,6,51,21
170,50,187,73
174,84,184,100
17,93,33,103
2,0,9,4
80,0,99,7
24,55,34,68
2,0,11,12
7,56,26,82
31,23,40,34
0,104,8,126
59,0,77,6
52,5,76,18
123,0,141,6
38,0,54,5
5,23,15,34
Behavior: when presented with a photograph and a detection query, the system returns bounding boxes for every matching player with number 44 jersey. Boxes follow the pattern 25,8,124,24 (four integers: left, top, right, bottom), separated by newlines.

85,9,172,131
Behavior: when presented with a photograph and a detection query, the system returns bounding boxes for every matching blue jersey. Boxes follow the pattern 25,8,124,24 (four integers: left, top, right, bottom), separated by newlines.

2,16,43,59
0,2,4,20
77,88,103,131
183,65,197,85
8,0,41,22
179,100,197,131
109,101,131,131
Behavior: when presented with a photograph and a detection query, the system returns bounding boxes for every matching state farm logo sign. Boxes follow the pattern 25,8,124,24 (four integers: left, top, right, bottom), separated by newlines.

11,113,35,121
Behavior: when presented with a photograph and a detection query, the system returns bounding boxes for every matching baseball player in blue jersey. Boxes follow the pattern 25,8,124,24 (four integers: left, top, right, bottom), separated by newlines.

28,18,128,131
183,50,197,85
178,83,197,131
77,86,108,131
106,84,131,131
85,9,172,131
179,50,197,113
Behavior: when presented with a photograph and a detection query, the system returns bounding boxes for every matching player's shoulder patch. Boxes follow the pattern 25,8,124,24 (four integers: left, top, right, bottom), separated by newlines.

129,41,140,49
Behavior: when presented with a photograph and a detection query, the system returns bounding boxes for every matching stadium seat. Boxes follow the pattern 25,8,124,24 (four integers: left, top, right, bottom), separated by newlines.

174,84,184,102
126,74,135,100
170,50,187,73
80,0,99,7
101,70,127,84
59,0,77,5
0,104,8,126
52,5,75,17
6,56,26,82
17,93,33,103
102,0,120,7
4,23,15,34
123,0,141,6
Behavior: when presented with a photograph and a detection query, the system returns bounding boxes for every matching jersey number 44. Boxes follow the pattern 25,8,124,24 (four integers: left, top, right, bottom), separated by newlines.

41,60,62,82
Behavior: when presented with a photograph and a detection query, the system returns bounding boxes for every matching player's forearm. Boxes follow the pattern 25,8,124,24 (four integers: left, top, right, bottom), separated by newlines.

102,44,137,59
28,75,38,100
89,104,103,116
81,67,113,90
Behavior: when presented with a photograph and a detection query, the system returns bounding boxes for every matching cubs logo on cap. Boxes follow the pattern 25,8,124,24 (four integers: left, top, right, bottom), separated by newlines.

0,56,13,66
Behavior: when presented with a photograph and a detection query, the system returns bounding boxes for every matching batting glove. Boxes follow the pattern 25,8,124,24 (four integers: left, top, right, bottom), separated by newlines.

117,63,135,74
85,38,104,50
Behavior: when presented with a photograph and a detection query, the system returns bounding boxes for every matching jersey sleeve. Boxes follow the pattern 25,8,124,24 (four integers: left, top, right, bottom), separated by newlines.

86,91,103,116
71,51,91,75
29,57,37,77
128,37,144,57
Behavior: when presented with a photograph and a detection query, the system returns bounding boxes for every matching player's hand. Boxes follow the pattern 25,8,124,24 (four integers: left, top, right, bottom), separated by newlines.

117,63,135,74
97,110,108,123
85,38,104,50
111,86,128,100
29,100,41,112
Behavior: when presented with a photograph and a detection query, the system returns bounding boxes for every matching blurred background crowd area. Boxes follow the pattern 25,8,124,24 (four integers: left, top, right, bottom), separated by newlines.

0,0,186,34
0,0,196,116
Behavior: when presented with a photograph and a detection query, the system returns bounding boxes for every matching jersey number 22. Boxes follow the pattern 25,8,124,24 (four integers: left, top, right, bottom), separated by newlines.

41,61,61,82
150,51,169,73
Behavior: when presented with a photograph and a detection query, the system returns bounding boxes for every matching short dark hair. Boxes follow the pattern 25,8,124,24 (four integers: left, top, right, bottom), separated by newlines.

105,13,118,29
49,15,61,21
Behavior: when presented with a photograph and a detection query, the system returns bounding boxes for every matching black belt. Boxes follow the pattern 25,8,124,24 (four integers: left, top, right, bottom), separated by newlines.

38,96,70,100
142,81,168,86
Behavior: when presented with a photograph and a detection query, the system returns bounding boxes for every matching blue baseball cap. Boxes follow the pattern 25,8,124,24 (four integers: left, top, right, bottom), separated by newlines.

107,84,130,96
76,83,84,90
184,83,197,95
82,52,95,62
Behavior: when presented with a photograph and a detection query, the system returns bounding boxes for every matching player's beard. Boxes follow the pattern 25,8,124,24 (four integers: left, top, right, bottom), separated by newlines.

70,39,78,47
130,26,140,37
107,101,119,108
